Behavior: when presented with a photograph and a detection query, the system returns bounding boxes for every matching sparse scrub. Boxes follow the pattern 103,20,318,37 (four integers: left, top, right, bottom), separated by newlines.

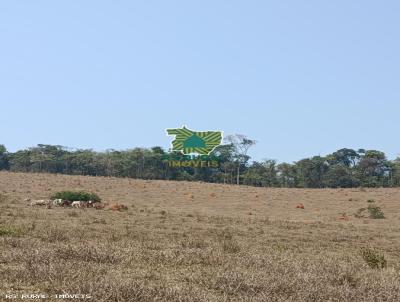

361,248,387,269
355,204,385,219
367,205,385,219
0,226,23,237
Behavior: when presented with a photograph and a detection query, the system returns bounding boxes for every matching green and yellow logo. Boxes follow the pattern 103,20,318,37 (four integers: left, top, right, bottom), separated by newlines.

166,126,223,155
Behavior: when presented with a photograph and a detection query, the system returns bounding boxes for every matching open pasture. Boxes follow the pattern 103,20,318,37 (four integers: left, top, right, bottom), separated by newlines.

0,171,399,301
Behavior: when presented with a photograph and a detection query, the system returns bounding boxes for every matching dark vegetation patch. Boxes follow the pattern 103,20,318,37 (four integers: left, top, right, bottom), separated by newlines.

51,190,101,202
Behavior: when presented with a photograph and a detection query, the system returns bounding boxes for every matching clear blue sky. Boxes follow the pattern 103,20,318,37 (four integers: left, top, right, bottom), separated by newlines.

1,1,399,162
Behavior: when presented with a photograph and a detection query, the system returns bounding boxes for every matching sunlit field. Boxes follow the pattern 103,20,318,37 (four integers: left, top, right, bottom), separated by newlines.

0,171,399,301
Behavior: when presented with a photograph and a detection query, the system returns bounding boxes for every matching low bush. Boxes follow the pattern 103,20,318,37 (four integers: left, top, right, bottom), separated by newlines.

361,248,387,269
51,191,101,202
0,226,23,237
355,205,385,219
367,205,385,219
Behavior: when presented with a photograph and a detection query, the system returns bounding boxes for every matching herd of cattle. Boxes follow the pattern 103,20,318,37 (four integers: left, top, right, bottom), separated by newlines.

25,198,104,209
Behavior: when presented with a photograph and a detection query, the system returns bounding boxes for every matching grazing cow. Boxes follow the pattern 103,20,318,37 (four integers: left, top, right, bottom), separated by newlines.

71,200,83,208
87,200,96,208
30,200,50,206
60,200,72,207
52,199,64,206
71,201,86,208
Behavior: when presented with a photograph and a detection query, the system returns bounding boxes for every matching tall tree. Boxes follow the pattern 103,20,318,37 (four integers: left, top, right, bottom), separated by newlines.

357,150,391,187
296,156,329,188
243,159,278,187
0,144,9,170
277,163,297,187
225,134,256,185
211,144,236,184
327,148,360,167
324,165,358,188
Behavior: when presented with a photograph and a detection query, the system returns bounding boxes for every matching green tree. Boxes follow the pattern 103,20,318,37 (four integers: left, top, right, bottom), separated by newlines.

327,148,360,167
225,134,256,185
357,150,391,187
296,156,329,188
391,158,400,186
243,159,278,187
211,144,236,184
2,143,400,189
9,149,32,172
0,145,9,170
277,163,297,187
324,165,359,188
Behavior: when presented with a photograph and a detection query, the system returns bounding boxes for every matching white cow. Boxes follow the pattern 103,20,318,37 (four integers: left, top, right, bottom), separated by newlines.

30,199,51,206
52,199,64,206
71,201,85,208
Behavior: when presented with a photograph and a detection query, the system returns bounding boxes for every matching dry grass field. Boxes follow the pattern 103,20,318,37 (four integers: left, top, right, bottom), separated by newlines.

0,171,399,301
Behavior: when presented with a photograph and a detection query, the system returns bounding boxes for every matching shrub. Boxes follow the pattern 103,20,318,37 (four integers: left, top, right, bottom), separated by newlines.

361,248,387,269
355,205,385,219
51,191,101,202
367,199,375,203
0,226,23,237
367,205,385,219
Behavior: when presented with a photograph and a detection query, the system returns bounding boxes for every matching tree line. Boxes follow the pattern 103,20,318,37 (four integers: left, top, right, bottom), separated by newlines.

0,136,399,188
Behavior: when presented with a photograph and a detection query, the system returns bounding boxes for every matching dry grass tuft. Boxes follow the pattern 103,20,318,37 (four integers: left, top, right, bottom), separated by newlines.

109,203,128,211
94,202,108,210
